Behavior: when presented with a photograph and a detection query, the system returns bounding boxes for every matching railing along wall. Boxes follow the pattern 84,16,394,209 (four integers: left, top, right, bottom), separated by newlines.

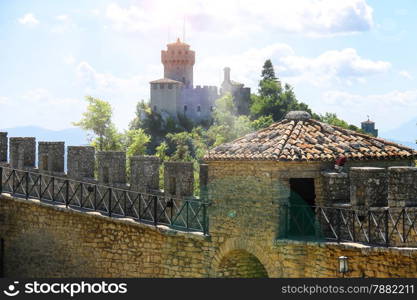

279,204,417,247
0,167,209,235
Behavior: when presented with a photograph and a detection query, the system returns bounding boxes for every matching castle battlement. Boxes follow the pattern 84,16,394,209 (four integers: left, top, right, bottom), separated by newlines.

150,40,251,121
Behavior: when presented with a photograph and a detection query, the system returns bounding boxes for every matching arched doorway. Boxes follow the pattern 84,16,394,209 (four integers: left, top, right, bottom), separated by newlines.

217,249,269,278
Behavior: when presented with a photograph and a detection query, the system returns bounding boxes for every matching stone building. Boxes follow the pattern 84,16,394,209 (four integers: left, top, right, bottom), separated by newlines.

220,67,251,115
361,117,378,137
150,39,250,122
203,111,416,241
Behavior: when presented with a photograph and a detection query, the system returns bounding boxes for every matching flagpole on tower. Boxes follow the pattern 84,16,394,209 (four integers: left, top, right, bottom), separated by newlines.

183,16,186,42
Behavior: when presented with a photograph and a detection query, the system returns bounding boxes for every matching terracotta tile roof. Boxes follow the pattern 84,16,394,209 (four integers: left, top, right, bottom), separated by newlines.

204,111,417,162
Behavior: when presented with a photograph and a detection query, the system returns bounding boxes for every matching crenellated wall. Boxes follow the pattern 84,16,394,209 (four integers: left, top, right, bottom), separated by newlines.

0,132,7,164
38,142,65,175
67,146,95,180
9,137,36,170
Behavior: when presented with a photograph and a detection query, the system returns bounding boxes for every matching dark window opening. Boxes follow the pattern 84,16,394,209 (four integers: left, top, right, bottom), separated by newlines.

210,106,214,112
287,178,316,237
153,105,157,111
168,83,173,89
184,105,187,112
197,105,201,112
159,83,164,89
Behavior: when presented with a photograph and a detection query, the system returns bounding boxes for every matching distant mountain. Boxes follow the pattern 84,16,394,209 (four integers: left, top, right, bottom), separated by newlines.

380,117,417,150
2,126,88,146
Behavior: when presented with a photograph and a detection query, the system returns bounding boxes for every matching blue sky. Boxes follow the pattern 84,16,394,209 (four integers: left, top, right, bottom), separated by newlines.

0,0,416,141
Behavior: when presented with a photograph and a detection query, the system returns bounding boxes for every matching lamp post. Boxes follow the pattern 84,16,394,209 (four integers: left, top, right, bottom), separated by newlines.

339,256,349,277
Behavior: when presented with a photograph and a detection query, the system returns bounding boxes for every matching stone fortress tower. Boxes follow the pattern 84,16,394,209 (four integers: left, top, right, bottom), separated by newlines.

220,67,251,115
361,116,378,137
150,39,251,122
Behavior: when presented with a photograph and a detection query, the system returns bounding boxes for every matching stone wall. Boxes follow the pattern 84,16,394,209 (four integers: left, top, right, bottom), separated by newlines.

0,193,210,277
0,132,7,163
321,172,349,205
350,167,388,208
164,162,194,198
67,146,95,180
9,137,36,169
130,156,160,192
2,193,417,278
38,142,65,174
96,151,126,187
388,167,417,207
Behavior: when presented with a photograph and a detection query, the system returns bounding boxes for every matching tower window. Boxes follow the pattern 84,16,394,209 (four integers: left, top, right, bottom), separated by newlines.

159,83,164,89
153,105,157,111
197,105,201,112
152,84,157,89
184,105,187,112
168,83,173,89
210,106,214,112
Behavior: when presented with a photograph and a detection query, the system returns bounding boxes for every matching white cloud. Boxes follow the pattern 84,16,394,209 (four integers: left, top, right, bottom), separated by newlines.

0,96,8,104
320,90,417,130
51,14,76,33
56,15,69,22
196,44,390,88
18,13,39,26
75,61,158,129
0,89,84,130
63,55,76,65
399,70,413,80
105,0,374,37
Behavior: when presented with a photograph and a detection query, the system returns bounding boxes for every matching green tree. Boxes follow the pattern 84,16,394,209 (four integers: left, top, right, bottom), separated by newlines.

207,94,253,146
261,59,277,81
251,60,314,122
319,113,363,132
124,129,151,157
73,96,122,151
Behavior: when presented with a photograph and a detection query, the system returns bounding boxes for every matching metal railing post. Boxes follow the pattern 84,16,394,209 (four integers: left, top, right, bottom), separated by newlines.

65,179,69,208
186,201,189,230
93,185,97,210
153,195,158,226
385,209,389,247
0,167,3,194
38,174,42,199
51,177,55,202
203,202,208,235
108,187,112,217
25,171,29,199
368,210,372,244
337,209,341,242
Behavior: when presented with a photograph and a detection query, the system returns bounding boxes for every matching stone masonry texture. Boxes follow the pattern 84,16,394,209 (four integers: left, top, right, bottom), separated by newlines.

67,146,96,180
38,142,65,174
0,132,7,163
3,193,417,277
9,137,36,169
130,156,160,192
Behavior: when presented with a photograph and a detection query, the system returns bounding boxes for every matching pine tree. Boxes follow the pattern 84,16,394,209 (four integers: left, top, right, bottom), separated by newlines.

261,59,277,81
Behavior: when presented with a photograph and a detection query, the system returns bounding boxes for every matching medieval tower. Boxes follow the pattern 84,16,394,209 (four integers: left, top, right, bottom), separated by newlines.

161,38,195,88
150,39,251,122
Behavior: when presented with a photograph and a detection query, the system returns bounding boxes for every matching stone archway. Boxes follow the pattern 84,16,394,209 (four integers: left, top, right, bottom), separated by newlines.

216,249,269,278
